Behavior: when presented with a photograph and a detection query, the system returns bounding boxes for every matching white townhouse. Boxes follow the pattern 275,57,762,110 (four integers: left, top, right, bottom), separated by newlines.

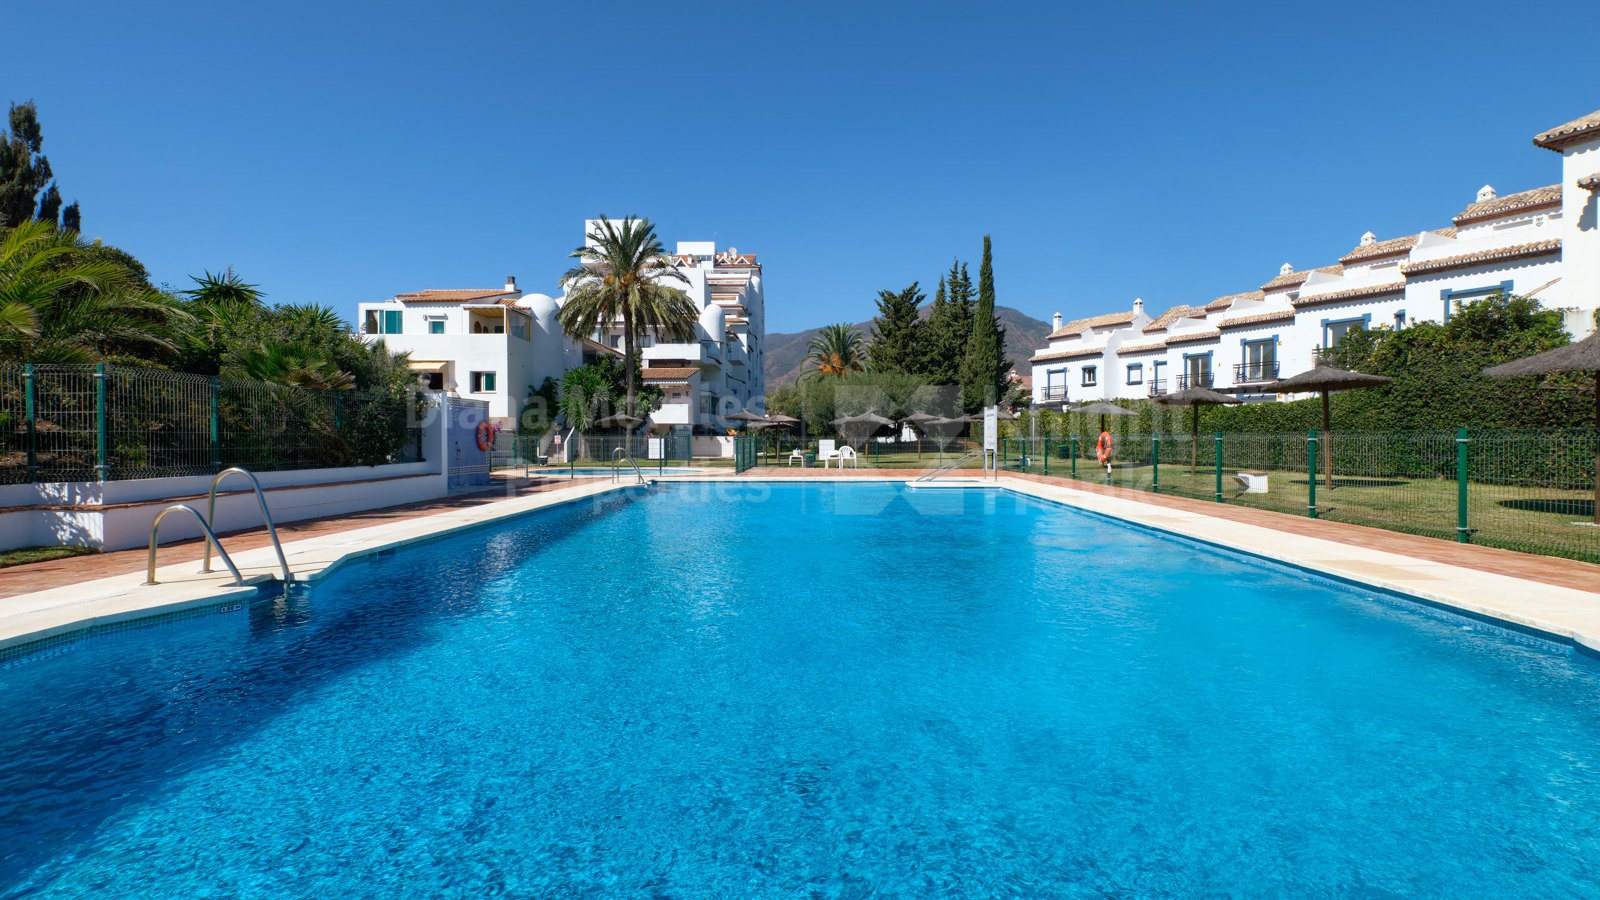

357,277,587,424
357,221,768,436
1030,108,1600,405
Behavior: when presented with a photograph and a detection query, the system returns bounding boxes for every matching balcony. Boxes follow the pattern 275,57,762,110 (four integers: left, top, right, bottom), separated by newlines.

1147,379,1168,398
1233,362,1279,384
1175,372,1214,390
1038,386,1070,404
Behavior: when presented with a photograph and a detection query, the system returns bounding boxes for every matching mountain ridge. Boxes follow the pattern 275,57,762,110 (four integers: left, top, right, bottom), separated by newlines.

763,305,1052,389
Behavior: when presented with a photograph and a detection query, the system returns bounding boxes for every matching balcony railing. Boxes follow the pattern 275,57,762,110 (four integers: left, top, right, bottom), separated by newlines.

1233,362,1279,384
1039,386,1069,403
1147,379,1168,397
1175,372,1214,390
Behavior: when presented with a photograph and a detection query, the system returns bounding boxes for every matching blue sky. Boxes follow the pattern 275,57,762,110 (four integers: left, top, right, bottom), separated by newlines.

5,0,1597,334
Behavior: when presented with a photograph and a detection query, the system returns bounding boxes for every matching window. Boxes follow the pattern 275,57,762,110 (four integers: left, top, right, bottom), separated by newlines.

365,309,404,334
1242,339,1276,382
1126,363,1143,385
1324,316,1367,348
1044,369,1068,400
421,372,443,391
427,318,445,335
1441,282,1512,322
1393,310,1406,330
470,371,497,393
1184,353,1212,387
1081,366,1097,387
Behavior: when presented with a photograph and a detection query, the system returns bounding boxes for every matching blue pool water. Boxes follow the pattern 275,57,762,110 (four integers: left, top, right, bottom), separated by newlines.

4,483,1600,896
539,466,701,477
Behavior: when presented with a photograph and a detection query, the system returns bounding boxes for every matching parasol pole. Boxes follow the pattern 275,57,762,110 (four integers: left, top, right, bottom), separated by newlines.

1321,388,1333,490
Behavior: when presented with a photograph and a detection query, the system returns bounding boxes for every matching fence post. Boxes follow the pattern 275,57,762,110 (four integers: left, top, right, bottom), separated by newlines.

23,364,38,482
209,376,222,472
1455,427,1471,543
1214,431,1223,503
1306,429,1318,519
1071,434,1078,478
94,363,109,482
1151,433,1160,493
1043,437,1049,477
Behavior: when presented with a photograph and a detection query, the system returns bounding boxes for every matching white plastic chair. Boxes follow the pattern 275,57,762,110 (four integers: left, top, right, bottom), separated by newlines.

818,439,840,467
787,449,807,466
837,446,860,468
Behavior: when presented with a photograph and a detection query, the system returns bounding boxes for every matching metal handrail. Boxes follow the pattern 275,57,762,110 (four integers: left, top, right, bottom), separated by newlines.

611,447,645,484
913,448,984,483
203,467,292,582
146,504,244,586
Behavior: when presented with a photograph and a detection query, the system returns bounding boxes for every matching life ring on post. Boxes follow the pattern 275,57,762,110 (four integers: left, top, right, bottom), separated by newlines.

475,421,495,452
1095,431,1113,464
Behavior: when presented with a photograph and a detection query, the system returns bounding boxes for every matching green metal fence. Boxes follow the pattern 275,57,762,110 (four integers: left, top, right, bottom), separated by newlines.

1,362,424,484
1000,428,1597,564
733,434,759,473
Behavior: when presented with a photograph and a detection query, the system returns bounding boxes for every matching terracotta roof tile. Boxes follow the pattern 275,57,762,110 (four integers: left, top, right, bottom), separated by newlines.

1116,339,1169,355
1142,305,1209,333
1205,290,1264,311
643,367,700,381
395,288,518,303
1292,281,1405,308
1218,309,1296,329
1400,240,1561,276
1261,265,1342,292
1164,329,1222,346
1030,347,1105,363
1452,185,1562,225
1533,109,1600,151
1433,226,1459,238
1579,173,1600,192
1048,310,1139,339
1340,234,1419,264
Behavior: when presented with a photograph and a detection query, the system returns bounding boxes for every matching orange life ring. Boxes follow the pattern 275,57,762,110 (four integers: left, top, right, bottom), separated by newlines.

475,421,495,452
1095,431,1113,463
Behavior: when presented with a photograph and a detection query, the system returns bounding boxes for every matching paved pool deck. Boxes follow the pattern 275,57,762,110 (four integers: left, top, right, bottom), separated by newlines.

1,468,1595,658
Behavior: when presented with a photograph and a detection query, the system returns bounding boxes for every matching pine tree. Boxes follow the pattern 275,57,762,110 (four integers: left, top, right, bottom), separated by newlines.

0,102,78,230
960,235,1010,410
866,282,926,374
924,260,975,387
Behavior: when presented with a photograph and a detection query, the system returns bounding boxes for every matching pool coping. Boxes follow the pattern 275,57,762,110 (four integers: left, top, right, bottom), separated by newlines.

1,473,1595,663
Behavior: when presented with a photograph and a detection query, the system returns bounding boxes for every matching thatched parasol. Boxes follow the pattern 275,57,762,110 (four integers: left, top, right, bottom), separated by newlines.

1262,365,1392,489
1071,401,1135,434
1155,386,1239,474
833,410,895,448
1483,330,1600,523
725,409,769,423
594,413,644,430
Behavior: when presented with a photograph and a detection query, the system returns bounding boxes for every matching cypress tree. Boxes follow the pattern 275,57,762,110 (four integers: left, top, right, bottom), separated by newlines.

960,235,1010,409
866,282,926,374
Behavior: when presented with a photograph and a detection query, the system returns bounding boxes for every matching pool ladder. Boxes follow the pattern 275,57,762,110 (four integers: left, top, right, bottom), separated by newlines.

612,447,646,484
912,448,989,484
145,467,293,586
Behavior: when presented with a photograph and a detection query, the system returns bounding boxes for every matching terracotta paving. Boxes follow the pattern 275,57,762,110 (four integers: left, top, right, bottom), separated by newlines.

0,476,602,600
742,466,1600,594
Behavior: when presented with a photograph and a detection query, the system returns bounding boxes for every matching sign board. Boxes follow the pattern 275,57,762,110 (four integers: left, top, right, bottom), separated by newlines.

648,437,664,460
983,405,998,451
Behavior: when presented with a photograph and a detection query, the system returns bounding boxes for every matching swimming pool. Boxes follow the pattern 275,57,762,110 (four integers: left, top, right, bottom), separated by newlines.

3,482,1599,895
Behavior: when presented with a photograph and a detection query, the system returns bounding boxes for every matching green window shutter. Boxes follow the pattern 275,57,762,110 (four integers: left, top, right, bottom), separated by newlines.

429,320,444,334
384,310,402,333
484,372,497,391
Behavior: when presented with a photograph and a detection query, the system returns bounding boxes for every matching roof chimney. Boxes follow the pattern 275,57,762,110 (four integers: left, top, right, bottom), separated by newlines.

1052,312,1063,330
1477,184,1497,203
1279,263,1294,276
505,275,518,293
1133,297,1145,316
1360,231,1376,246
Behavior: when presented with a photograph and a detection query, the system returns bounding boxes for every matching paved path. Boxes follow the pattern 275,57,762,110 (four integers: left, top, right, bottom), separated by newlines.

0,475,601,600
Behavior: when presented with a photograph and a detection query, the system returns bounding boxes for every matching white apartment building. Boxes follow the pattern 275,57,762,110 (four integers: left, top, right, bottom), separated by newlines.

584,223,767,434
1031,108,1600,404
357,221,767,434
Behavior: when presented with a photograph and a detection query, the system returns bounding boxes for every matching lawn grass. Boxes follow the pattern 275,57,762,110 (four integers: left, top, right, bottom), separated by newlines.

0,545,97,569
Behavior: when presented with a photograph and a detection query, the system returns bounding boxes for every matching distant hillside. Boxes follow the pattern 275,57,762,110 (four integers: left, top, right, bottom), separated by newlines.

764,305,1053,389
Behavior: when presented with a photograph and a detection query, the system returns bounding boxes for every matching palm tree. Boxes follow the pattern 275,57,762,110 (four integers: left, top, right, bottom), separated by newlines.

558,365,614,460
556,216,697,418
0,220,186,363
804,323,866,378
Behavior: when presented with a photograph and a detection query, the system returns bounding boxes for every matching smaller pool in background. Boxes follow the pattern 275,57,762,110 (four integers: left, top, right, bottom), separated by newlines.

532,466,704,477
